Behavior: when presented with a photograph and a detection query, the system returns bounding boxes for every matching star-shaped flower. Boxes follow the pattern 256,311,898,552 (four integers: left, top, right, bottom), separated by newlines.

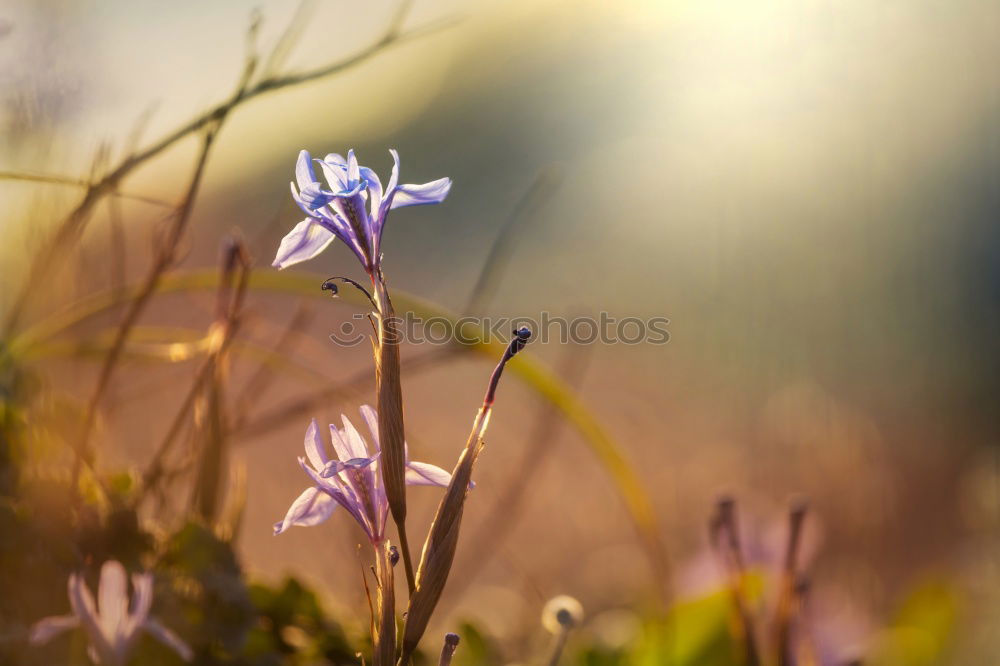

273,149,451,272
30,560,192,665
274,405,452,544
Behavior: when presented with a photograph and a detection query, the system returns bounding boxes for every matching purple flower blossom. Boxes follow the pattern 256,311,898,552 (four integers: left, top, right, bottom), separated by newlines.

273,405,452,544
273,149,452,272
29,560,192,665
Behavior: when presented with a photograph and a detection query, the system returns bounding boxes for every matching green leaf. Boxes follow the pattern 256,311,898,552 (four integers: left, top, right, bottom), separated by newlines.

869,579,959,666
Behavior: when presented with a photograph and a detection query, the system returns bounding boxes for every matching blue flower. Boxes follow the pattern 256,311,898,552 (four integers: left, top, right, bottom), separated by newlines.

273,149,451,272
273,406,452,544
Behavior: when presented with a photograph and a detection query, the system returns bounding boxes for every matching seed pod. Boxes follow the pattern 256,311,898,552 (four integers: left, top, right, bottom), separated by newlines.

399,429,484,663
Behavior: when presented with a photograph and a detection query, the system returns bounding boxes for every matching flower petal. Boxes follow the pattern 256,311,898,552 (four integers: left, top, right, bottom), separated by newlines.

295,150,318,191
68,573,112,660
358,404,380,451
297,458,374,540
29,615,79,645
390,177,452,209
375,149,401,225
129,574,154,627
67,573,98,629
302,418,327,471
272,219,336,269
142,618,193,662
273,486,338,535
361,167,383,212
98,561,129,639
336,414,381,531
324,152,346,166
385,149,401,194
299,182,336,210
405,460,453,487
339,414,371,460
326,422,353,463
318,158,348,192
328,414,371,462
320,454,377,479
346,149,361,188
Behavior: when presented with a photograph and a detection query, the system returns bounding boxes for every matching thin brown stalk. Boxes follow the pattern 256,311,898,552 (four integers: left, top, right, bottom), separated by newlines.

106,191,127,294
139,353,219,501
70,123,223,492
138,241,250,507
398,329,531,665
258,0,318,79
358,547,377,641
448,338,590,602
463,167,563,316
233,346,455,440
190,239,251,522
545,628,571,666
793,578,821,666
0,171,173,207
774,502,808,666
710,497,761,666
372,541,397,666
233,303,314,418
437,633,459,666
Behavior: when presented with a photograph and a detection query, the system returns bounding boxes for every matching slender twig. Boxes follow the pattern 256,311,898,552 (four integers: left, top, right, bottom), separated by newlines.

710,497,761,666
138,353,219,502
190,239,251,521
0,171,174,207
233,346,455,439
438,633,459,666
774,502,808,666
140,241,251,508
2,1,456,336
463,167,562,316
233,303,314,416
545,628,570,666
73,35,256,489
258,0,318,80
447,338,590,602
70,123,223,493
106,190,127,294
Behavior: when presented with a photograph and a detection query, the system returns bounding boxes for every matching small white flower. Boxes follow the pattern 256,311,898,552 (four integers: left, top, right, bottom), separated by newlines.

30,560,192,665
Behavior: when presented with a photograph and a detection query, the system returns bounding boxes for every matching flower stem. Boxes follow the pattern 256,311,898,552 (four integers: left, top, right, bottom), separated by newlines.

438,633,460,666
396,520,417,595
545,627,570,666
370,272,416,594
373,541,397,666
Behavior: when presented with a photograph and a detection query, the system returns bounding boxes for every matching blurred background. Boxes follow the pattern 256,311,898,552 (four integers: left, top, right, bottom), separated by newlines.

1,0,998,664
